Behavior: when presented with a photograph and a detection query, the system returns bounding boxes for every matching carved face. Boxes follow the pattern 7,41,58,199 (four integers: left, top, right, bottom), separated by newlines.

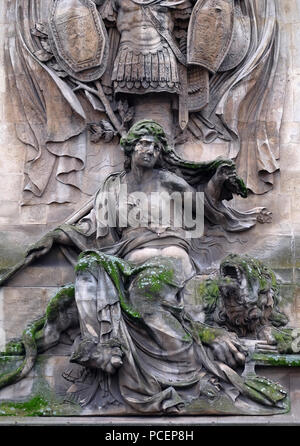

216,165,237,183
218,259,275,336
131,135,161,169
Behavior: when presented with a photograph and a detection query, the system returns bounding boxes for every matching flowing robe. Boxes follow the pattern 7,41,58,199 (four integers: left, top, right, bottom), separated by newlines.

7,0,285,205
55,171,289,414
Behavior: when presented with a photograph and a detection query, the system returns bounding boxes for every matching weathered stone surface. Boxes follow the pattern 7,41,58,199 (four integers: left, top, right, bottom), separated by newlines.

7,248,75,287
0,0,300,422
2,287,59,341
0,378,33,402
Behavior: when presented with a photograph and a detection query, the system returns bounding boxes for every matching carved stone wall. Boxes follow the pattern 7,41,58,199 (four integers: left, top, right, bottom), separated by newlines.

0,0,300,421
0,0,298,340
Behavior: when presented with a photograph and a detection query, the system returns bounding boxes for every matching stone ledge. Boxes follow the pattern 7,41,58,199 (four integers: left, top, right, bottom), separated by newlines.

0,415,299,426
254,353,300,367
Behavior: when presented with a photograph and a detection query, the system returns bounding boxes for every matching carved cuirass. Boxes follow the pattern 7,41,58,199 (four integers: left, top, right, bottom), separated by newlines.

112,0,180,94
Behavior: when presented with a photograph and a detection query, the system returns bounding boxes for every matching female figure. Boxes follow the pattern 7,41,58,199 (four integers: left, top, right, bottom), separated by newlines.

7,120,287,414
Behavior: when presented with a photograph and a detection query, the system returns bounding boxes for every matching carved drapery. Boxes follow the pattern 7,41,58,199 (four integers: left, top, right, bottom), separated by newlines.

5,0,286,206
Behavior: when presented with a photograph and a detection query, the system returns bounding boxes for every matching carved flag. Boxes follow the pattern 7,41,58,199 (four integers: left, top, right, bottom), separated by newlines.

49,0,108,82
187,0,234,73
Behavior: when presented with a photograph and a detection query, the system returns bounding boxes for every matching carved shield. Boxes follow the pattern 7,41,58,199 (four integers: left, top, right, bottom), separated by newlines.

187,0,234,73
218,5,251,72
49,0,108,82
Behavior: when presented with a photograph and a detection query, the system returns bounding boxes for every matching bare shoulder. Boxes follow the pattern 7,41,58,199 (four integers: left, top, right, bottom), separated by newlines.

158,169,191,191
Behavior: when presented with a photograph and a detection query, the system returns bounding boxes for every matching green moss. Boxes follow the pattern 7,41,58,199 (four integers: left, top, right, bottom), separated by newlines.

243,376,288,408
23,317,46,350
0,357,24,380
137,266,174,298
45,284,75,322
76,252,141,319
0,395,68,417
235,177,248,198
195,279,220,313
76,253,179,318
182,333,192,342
0,356,21,365
253,353,300,367
0,316,48,390
120,120,169,153
1,341,24,356
245,376,286,402
271,328,295,354
197,326,217,344
221,254,279,294
0,361,26,389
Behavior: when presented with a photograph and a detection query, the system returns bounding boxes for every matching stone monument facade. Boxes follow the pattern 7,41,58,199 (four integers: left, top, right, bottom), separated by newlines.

0,0,299,421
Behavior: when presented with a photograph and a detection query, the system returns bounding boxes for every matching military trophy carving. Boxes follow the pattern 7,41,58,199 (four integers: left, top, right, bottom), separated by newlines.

0,0,294,417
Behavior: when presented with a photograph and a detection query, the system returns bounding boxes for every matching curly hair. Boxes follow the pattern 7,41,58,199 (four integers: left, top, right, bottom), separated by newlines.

119,120,245,196
120,120,170,171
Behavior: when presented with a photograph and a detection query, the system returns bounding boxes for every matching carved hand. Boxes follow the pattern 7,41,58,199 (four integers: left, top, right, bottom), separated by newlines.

208,331,248,369
205,162,247,203
92,342,124,374
25,233,54,259
256,208,272,224
70,338,124,374
25,229,72,260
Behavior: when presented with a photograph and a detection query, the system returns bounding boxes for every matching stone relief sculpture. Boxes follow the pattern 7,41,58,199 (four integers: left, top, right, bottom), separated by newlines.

6,0,286,209
0,0,295,418
0,121,294,415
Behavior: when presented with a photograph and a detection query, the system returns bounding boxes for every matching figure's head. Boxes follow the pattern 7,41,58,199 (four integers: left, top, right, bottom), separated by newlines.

216,254,288,337
120,120,169,171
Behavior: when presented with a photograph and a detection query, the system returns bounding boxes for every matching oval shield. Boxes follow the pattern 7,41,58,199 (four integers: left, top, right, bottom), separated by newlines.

49,0,108,82
187,0,234,73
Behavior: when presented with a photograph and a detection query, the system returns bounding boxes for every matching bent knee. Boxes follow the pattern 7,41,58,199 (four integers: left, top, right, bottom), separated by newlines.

161,247,194,278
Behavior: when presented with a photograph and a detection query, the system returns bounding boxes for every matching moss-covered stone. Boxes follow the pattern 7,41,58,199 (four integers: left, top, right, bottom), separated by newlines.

182,333,192,342
0,394,78,417
244,376,288,407
271,328,295,354
137,266,174,298
45,284,75,322
0,356,24,376
194,279,221,313
221,254,279,294
0,396,54,417
253,353,300,367
197,326,217,344
0,284,75,390
76,251,141,318
75,252,180,319
1,341,24,356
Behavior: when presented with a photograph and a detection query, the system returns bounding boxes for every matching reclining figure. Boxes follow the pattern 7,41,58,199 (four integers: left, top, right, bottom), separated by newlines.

0,120,289,415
